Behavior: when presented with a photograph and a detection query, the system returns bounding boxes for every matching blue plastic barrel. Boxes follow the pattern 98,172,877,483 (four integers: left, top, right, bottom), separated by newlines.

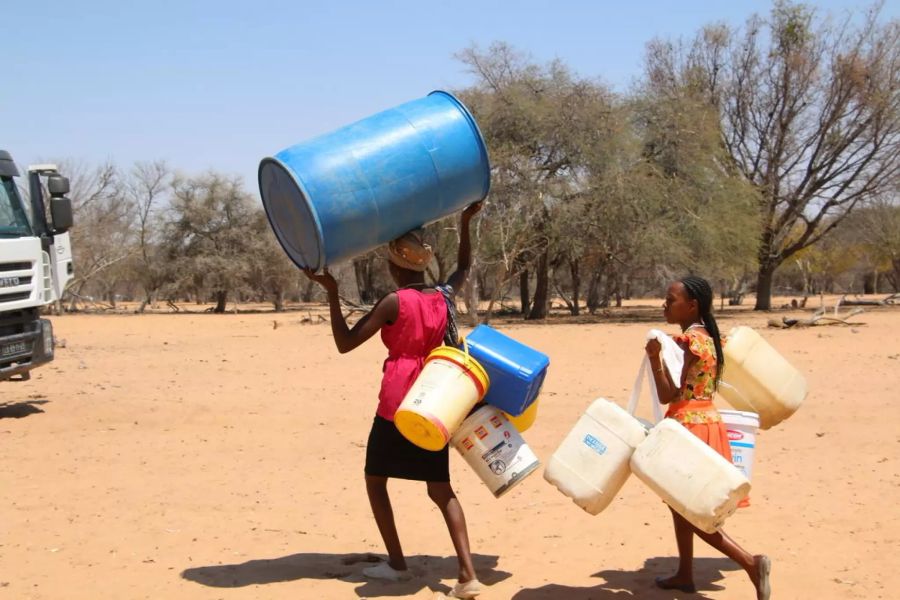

464,325,550,416
258,91,490,272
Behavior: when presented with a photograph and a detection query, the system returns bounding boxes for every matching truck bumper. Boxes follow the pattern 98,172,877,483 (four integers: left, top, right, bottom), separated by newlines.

0,317,54,381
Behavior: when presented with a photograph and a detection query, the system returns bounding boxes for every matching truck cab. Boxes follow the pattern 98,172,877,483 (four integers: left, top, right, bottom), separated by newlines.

0,149,74,381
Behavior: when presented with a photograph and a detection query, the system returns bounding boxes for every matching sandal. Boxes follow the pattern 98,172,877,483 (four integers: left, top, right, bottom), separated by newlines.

756,555,771,600
450,578,483,598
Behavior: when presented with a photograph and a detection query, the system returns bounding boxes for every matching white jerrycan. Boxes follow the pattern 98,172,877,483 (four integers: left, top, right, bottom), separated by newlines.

720,326,807,430
630,419,750,533
544,398,648,515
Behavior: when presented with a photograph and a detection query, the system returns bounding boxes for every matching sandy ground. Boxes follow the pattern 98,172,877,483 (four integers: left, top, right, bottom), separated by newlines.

1,298,898,600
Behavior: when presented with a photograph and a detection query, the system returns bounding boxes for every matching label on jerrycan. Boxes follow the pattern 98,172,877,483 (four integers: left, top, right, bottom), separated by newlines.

583,434,608,456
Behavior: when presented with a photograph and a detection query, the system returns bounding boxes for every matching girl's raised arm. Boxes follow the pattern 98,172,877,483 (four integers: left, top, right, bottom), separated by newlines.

303,269,399,354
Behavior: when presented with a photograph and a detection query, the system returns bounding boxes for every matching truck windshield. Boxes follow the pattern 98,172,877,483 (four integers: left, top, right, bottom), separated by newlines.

0,177,32,237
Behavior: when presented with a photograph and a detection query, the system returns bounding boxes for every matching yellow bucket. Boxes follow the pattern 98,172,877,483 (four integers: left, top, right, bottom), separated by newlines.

504,398,539,433
394,344,490,451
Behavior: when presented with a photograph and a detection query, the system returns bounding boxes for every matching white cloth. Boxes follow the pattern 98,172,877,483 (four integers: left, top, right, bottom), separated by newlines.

627,329,684,424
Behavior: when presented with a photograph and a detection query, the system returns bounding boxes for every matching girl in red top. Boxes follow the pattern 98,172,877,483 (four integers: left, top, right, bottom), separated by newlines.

304,202,483,599
645,276,771,600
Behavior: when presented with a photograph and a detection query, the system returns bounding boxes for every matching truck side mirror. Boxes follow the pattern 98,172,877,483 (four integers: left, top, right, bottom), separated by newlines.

50,197,73,232
47,175,70,195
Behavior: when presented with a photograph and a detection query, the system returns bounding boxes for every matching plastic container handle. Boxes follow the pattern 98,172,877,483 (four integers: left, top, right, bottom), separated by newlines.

627,357,664,424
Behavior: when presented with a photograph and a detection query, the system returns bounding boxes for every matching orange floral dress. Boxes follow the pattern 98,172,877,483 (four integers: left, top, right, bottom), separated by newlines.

665,327,733,461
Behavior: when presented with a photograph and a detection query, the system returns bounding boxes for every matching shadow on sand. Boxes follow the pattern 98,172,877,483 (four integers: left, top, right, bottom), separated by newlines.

511,556,743,599
0,399,48,419
183,551,512,598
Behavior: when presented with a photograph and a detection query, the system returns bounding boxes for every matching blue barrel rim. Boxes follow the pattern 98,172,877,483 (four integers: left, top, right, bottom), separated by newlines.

428,90,492,201
258,156,326,272
258,91,491,272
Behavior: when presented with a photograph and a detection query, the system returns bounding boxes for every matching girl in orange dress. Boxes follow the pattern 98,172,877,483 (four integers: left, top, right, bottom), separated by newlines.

645,276,771,600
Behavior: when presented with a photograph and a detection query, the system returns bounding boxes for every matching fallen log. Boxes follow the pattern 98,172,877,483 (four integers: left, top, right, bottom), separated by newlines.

769,306,866,328
837,293,899,307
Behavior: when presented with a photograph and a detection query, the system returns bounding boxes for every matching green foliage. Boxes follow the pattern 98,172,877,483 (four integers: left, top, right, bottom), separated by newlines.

454,42,761,316
61,3,898,313
164,173,258,311
642,1,900,308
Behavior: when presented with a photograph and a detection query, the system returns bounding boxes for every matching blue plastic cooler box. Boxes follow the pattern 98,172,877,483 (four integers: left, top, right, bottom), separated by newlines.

464,325,549,416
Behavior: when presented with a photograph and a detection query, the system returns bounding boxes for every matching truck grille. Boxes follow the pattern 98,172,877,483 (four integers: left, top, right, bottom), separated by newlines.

0,262,31,272
0,260,35,305
0,291,31,303
0,309,37,337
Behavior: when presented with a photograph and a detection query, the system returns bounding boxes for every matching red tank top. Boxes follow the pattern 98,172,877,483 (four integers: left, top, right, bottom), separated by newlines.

377,289,448,420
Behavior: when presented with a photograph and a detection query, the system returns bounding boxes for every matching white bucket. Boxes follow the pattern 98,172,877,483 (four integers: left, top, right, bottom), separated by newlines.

720,410,759,481
451,405,540,498
720,410,759,508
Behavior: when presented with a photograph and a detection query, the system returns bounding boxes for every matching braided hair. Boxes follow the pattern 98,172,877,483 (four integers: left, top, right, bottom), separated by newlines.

680,276,724,387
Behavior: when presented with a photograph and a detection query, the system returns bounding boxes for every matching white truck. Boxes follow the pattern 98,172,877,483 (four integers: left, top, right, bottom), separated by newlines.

0,149,74,381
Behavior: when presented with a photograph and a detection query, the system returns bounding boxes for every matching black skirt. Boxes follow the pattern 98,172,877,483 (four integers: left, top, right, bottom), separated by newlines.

364,415,450,482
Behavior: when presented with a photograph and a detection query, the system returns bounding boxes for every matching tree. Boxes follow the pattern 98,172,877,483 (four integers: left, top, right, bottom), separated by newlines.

645,2,900,309
245,211,303,311
165,172,258,313
59,161,134,309
123,161,171,312
633,77,761,301
851,193,900,291
792,228,862,294
350,252,394,305
455,43,619,320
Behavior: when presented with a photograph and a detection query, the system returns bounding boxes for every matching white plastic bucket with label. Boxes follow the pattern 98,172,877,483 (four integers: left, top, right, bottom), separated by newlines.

720,410,759,508
451,405,540,498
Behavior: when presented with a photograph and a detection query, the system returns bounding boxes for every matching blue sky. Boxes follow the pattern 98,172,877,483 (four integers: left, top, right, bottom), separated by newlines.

4,1,895,195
